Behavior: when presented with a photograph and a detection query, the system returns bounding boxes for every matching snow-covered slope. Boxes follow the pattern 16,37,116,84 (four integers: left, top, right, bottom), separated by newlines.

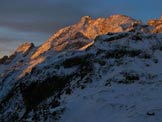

1,14,162,122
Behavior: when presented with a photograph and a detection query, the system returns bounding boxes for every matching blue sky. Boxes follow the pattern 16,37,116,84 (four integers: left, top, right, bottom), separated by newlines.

0,0,162,56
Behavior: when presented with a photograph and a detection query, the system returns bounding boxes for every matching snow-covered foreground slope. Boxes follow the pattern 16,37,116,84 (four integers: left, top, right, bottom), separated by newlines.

61,83,162,122
1,14,162,122
60,32,162,122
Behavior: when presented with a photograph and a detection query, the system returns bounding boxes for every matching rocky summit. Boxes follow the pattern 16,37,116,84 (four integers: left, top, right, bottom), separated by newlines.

1,14,162,122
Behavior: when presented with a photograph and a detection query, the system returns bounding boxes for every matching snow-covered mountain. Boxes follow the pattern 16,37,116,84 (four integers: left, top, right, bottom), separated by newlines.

1,14,162,122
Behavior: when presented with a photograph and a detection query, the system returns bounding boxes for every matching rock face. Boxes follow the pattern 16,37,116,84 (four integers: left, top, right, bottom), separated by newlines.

1,14,162,122
0,43,35,65
148,16,162,33
0,56,8,64
31,14,140,59
16,42,34,56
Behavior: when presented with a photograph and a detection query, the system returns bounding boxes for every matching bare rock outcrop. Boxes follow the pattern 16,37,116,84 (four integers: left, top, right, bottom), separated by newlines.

148,16,162,33
31,14,139,59
16,42,35,56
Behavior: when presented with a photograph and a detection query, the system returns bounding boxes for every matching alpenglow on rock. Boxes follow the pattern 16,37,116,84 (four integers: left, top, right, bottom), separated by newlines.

148,15,162,33
31,14,142,59
1,14,162,122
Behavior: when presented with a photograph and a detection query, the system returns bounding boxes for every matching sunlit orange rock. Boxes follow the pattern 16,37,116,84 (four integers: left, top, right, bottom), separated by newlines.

31,14,139,59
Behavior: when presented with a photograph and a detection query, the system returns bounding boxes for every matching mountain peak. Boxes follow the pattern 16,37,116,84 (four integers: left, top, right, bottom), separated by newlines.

109,14,133,18
2,14,162,122
16,42,34,53
31,14,140,59
16,42,34,55
80,16,92,25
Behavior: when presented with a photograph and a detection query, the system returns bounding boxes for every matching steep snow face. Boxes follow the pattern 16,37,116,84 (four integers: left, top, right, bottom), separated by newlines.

31,14,139,59
0,43,37,100
1,14,162,122
59,32,162,122
1,31,162,122
0,43,35,64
